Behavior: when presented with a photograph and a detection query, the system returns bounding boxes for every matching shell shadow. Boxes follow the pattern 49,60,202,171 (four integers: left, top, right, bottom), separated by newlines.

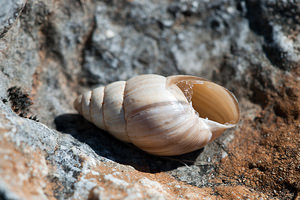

54,114,203,173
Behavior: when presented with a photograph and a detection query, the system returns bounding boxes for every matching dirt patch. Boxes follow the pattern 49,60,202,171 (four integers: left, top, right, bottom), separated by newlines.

215,68,300,199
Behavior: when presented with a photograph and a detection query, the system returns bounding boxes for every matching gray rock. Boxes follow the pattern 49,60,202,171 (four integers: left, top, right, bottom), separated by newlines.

0,0,26,38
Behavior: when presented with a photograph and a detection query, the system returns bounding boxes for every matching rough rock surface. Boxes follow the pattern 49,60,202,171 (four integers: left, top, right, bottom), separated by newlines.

0,0,299,199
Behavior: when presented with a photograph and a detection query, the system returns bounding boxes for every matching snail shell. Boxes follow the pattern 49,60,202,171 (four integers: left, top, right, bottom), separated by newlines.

74,74,240,156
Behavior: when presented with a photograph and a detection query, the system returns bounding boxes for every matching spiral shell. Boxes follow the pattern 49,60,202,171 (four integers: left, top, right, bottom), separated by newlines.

74,74,240,156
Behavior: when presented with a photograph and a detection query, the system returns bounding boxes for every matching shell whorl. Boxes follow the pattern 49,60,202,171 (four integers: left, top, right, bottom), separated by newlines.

74,74,240,156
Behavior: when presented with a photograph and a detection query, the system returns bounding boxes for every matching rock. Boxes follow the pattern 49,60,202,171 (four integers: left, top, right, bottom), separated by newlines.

246,0,300,70
0,0,299,199
0,0,26,38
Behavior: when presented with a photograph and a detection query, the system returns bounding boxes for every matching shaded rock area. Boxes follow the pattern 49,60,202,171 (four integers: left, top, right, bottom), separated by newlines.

0,0,299,199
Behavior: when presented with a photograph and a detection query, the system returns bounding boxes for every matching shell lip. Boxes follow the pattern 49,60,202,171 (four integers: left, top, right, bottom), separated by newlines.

166,75,209,86
166,75,240,126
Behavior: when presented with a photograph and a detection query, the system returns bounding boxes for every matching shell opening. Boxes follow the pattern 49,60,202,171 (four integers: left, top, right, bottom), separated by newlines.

175,79,240,125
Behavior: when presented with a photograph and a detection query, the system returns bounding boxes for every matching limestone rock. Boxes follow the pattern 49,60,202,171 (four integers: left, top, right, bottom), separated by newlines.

0,0,26,38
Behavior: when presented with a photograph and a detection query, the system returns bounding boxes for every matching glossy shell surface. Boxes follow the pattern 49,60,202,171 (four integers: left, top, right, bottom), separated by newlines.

74,74,240,156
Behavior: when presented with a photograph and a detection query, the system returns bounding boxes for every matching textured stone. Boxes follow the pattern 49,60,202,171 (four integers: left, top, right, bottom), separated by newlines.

0,0,26,38
0,0,299,199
